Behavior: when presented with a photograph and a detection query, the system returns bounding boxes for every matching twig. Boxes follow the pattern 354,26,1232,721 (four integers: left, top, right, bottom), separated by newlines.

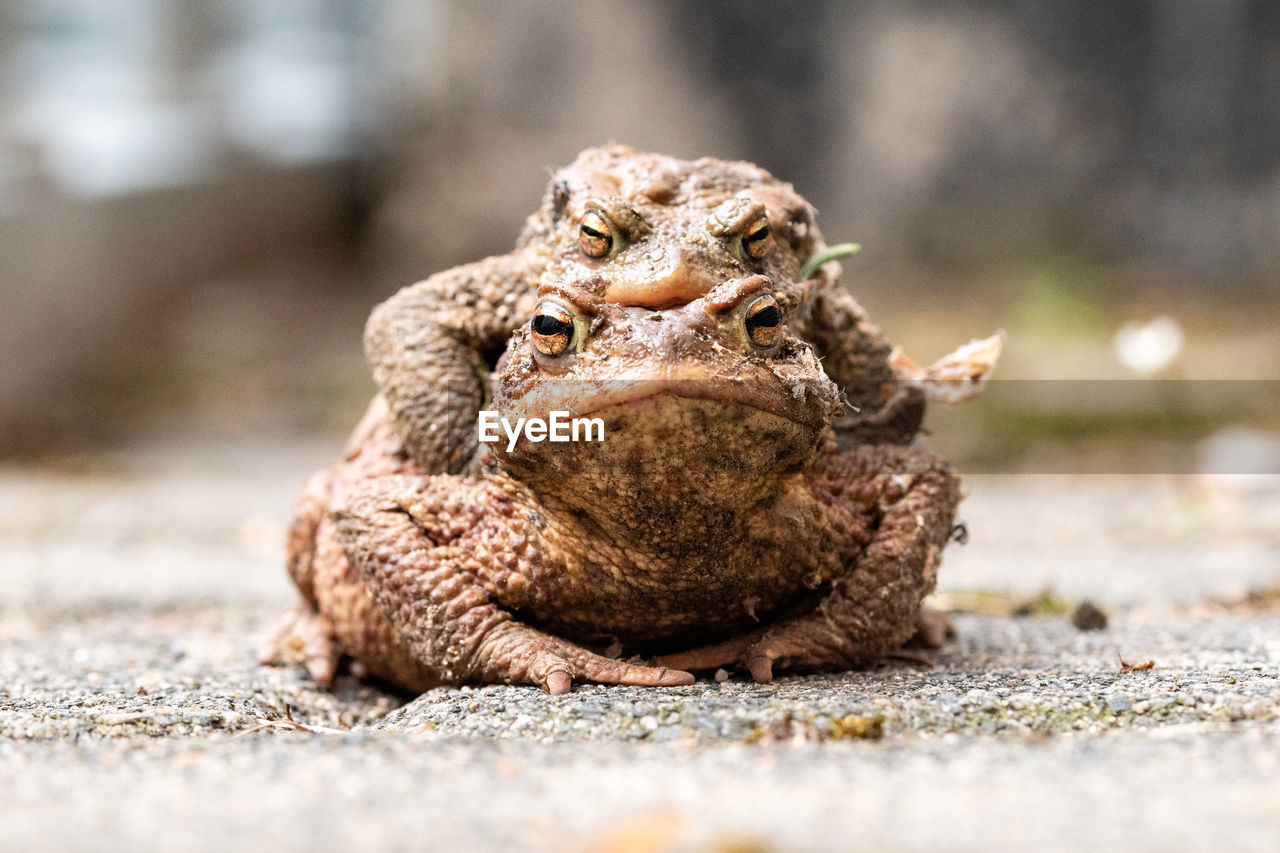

1117,654,1155,673
234,703,350,737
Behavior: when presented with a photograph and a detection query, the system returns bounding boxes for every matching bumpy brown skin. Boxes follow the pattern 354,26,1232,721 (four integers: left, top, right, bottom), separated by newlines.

263,145,960,694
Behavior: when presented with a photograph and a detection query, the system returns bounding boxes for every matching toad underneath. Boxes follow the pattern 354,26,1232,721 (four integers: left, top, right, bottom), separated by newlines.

263,145,1000,694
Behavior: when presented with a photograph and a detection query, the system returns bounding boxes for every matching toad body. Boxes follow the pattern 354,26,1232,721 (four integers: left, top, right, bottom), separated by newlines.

264,145,998,694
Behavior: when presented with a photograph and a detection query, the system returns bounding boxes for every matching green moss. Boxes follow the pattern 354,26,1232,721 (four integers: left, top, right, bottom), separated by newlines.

1013,590,1072,617
827,714,885,740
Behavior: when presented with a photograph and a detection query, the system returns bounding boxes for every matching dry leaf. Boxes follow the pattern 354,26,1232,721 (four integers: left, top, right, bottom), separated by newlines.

890,332,1003,404
1118,655,1155,673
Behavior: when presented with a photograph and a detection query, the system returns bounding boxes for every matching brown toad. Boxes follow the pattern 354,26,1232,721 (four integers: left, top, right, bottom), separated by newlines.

263,145,999,694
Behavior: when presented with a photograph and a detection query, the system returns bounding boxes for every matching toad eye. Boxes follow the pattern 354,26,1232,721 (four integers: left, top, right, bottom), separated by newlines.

744,295,782,348
741,216,773,260
530,300,578,356
579,211,613,258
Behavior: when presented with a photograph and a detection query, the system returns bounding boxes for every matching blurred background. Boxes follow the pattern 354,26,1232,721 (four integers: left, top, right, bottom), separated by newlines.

2,0,1278,472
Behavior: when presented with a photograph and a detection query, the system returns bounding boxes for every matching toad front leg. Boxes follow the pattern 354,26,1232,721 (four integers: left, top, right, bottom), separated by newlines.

335,476,695,694
658,444,959,682
364,253,535,474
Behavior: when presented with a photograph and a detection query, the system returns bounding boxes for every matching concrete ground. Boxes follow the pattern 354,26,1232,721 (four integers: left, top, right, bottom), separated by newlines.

2,435,1278,852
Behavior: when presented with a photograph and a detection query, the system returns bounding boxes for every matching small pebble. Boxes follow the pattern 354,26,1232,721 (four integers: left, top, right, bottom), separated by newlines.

1071,600,1109,631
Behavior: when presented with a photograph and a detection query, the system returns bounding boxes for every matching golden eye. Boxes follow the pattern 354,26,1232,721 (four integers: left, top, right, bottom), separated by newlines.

742,216,772,260
579,211,613,258
744,295,782,347
530,300,577,356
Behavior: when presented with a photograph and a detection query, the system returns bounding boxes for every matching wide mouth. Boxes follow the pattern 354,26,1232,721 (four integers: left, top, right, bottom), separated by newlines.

581,382,803,423
496,376,836,431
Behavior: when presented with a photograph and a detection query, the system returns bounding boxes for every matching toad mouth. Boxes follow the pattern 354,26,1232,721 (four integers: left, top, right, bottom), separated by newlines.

533,378,836,430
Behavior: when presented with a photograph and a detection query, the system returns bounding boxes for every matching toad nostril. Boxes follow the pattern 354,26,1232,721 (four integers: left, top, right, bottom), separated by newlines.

603,248,722,307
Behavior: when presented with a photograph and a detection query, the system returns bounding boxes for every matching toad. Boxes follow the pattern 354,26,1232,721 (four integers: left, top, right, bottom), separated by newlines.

263,145,999,694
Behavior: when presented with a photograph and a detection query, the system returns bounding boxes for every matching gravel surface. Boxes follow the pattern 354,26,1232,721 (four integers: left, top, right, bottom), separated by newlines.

2,435,1278,851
